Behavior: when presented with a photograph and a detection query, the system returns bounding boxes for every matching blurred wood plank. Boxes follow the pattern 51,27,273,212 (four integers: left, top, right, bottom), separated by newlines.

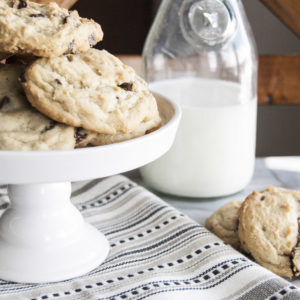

260,0,300,38
258,55,300,105
118,55,142,75
118,55,300,105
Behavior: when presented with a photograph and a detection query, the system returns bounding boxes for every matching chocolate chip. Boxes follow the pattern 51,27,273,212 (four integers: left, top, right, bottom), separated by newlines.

66,55,73,62
63,16,69,24
75,128,88,144
41,120,56,133
64,41,75,55
88,34,96,46
260,196,265,201
29,13,45,17
118,82,133,91
19,72,26,83
0,96,10,110
17,0,27,9
55,79,62,85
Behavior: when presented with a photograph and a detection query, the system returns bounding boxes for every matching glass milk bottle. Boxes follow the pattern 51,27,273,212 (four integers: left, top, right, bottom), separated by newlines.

140,0,258,197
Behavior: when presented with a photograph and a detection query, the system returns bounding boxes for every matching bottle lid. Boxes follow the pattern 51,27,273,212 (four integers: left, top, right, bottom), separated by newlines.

180,0,236,49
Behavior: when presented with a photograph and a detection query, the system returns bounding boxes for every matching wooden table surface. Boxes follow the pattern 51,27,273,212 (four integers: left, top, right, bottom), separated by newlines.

117,55,300,105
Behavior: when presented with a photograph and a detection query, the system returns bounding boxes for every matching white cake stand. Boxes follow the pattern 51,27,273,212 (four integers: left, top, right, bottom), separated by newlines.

0,95,181,284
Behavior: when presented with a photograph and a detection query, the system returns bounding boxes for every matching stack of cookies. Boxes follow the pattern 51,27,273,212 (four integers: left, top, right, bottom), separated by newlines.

206,187,300,278
0,0,161,151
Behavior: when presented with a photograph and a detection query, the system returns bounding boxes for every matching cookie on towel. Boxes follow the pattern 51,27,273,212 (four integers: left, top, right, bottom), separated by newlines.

238,187,300,278
205,200,242,250
0,0,103,57
22,49,161,134
0,64,75,151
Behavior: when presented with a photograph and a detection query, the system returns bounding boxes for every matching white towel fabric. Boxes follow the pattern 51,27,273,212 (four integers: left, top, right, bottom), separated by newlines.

0,175,299,300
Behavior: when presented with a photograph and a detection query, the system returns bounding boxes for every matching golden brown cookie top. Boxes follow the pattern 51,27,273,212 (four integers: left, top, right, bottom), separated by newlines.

0,0,103,57
0,64,75,151
22,49,161,135
238,187,300,277
205,200,242,250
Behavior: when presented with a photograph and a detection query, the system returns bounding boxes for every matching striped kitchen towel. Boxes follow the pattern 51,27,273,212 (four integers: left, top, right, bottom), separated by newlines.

0,175,299,300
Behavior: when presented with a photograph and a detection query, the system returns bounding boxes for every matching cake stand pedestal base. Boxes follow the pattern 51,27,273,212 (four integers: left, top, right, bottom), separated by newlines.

0,95,181,283
0,182,109,283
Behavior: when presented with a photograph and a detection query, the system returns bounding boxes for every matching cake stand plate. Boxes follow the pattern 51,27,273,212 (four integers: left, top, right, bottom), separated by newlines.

0,95,181,283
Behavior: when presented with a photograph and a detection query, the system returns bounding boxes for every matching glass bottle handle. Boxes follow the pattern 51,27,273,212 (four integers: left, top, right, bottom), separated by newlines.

180,0,236,50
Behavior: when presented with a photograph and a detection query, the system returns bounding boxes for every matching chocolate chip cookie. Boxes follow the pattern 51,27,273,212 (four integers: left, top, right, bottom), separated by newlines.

238,187,300,278
205,200,242,250
0,64,75,151
0,0,103,57
22,49,161,135
206,187,300,278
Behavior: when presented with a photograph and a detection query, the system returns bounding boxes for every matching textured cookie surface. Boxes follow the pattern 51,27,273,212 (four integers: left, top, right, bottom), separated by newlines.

23,49,161,134
76,115,161,148
0,64,75,151
0,0,103,57
238,187,300,277
205,200,242,250
0,64,28,112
